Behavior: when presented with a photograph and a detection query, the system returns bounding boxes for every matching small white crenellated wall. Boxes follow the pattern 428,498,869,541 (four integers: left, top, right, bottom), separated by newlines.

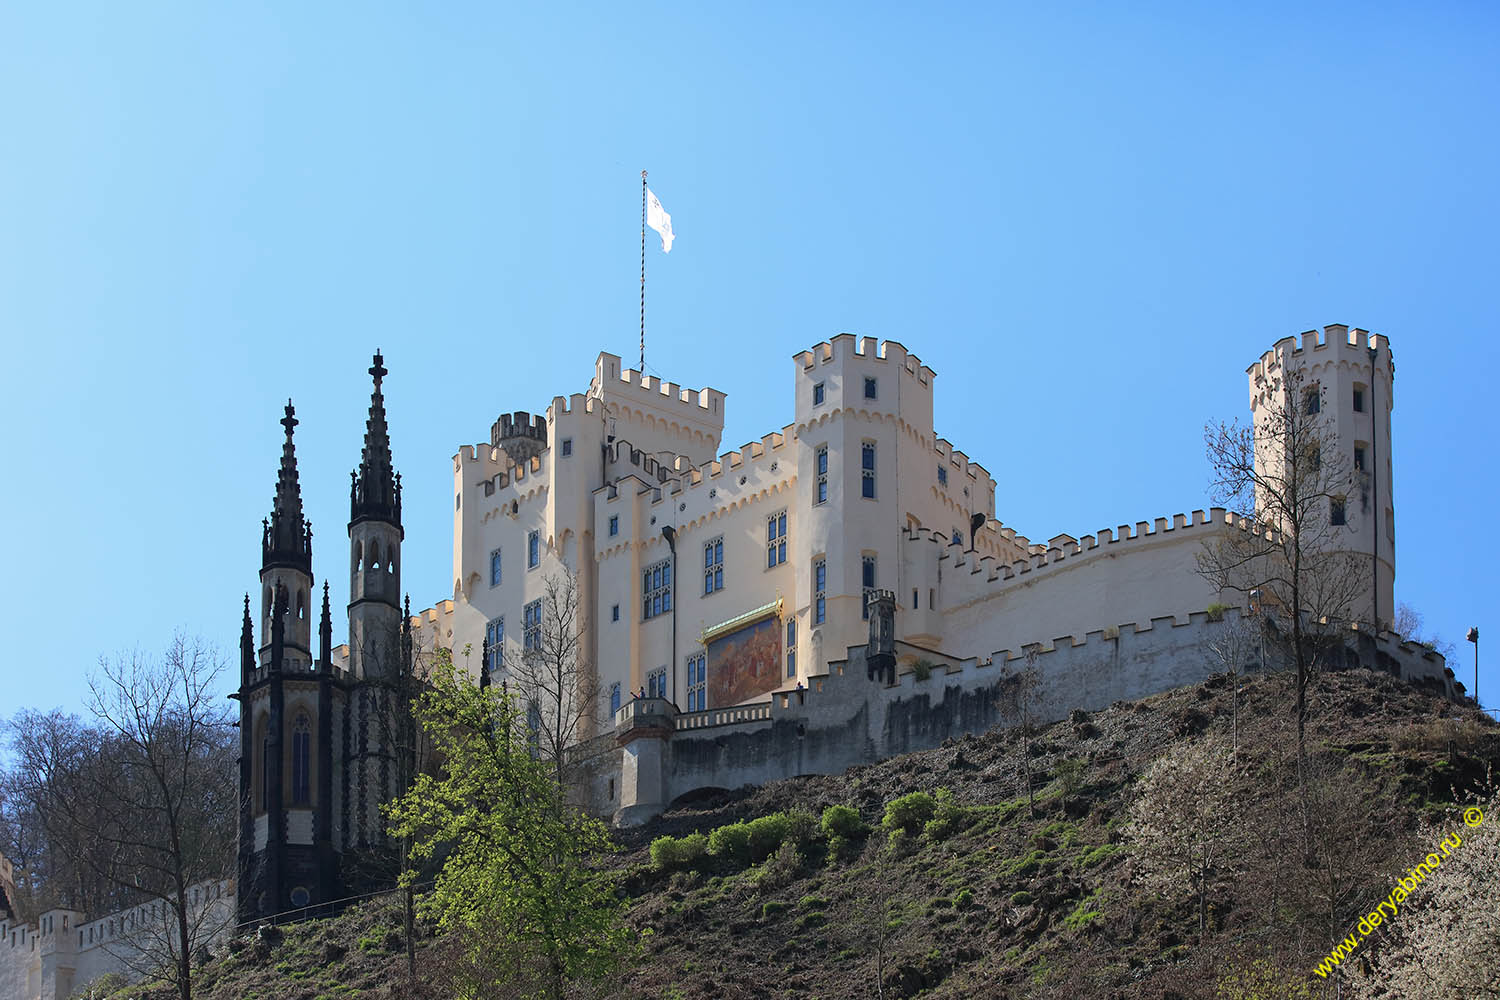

0,879,234,1000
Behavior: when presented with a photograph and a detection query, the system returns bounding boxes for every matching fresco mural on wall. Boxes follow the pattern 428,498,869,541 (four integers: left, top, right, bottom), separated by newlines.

706,614,783,707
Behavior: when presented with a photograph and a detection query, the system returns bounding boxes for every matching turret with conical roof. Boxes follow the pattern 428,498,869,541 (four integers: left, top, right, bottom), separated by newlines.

351,352,403,529
348,353,403,676
264,401,314,572
259,401,314,670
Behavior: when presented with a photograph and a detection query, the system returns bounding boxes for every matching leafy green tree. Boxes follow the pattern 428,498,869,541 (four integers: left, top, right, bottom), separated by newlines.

385,650,634,1000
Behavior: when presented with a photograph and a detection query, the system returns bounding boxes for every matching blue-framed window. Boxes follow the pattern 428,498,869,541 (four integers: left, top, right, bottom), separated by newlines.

527,531,540,569
862,555,877,620
861,442,876,499
523,600,542,651
561,438,572,457
485,617,504,669
609,683,621,716
686,653,707,711
608,515,619,537
937,465,947,486
814,559,826,625
815,447,828,505
611,603,620,622
489,548,502,587
643,560,672,619
767,510,787,567
704,537,724,595
647,666,666,699
786,618,797,678
813,382,825,406
864,376,877,399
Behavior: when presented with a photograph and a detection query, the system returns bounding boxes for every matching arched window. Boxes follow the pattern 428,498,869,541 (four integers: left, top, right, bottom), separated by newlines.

292,713,311,806
609,683,621,716
354,541,363,573
370,540,381,572
257,716,270,813
297,589,306,621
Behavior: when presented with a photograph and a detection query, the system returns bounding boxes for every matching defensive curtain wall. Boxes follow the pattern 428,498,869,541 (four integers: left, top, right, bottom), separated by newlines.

610,606,1454,825
0,878,234,1000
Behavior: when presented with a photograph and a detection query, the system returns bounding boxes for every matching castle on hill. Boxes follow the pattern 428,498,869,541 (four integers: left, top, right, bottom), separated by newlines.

0,325,1459,998
231,325,1453,928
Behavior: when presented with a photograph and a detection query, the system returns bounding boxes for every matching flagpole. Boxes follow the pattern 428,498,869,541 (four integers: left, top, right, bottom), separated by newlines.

640,170,647,372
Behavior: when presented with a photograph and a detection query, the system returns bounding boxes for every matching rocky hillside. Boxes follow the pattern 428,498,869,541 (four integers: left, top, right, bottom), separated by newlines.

115,667,1498,1000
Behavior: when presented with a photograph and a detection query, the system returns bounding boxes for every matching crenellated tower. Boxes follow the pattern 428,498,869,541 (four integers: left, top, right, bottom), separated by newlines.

1248,325,1396,627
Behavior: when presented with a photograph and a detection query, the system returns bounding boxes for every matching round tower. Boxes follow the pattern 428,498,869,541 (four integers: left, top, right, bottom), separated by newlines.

260,401,314,669
1247,325,1394,627
492,410,548,468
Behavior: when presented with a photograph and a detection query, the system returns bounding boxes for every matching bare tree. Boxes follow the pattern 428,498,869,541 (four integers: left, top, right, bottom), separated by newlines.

1349,793,1500,999
998,654,1043,820
1206,612,1260,753
1197,363,1368,841
6,635,235,1000
505,572,605,795
1393,602,1458,661
1126,735,1244,945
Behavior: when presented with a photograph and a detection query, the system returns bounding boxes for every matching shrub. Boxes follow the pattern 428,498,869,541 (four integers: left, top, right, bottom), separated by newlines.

882,791,937,836
1010,891,1034,906
912,659,935,681
757,840,803,889
798,895,829,911
708,821,752,865
821,804,868,839
954,888,974,909
923,787,965,841
798,911,828,930
783,809,819,849
1205,602,1232,622
1063,890,1103,930
887,827,914,855
746,813,791,863
651,831,708,871
1078,843,1120,869
761,900,789,920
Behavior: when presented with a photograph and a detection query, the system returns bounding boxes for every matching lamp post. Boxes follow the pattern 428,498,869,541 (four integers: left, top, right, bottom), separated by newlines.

1368,344,1380,630
1467,627,1479,709
661,525,678,707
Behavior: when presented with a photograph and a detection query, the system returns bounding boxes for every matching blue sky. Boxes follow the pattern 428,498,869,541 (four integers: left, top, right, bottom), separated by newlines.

1,2,1495,719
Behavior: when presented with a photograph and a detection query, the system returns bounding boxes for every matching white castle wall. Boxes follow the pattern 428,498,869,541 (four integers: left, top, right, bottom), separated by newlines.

611,608,1453,821
0,881,234,1000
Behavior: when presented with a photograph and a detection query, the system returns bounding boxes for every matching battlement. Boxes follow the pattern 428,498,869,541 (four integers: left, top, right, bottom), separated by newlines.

793,334,936,387
546,392,601,420
1248,324,1389,382
592,352,726,426
491,410,548,468
908,507,1240,593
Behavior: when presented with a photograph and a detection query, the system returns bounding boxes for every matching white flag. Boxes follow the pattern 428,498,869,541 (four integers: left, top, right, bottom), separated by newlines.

646,188,675,253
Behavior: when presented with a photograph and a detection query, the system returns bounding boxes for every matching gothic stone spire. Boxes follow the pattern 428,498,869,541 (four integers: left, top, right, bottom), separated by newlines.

263,400,313,572
351,351,401,527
